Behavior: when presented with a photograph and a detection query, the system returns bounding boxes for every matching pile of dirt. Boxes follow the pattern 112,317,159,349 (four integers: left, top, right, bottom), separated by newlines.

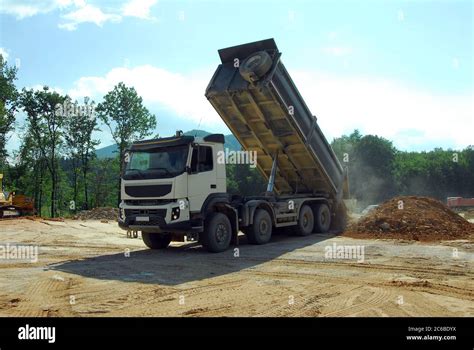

345,196,474,241
72,207,119,221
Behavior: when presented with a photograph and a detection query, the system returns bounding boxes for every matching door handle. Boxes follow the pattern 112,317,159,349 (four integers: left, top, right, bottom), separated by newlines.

210,184,216,189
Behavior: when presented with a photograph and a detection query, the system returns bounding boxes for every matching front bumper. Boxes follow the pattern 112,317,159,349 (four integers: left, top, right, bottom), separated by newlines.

118,218,201,233
118,199,201,233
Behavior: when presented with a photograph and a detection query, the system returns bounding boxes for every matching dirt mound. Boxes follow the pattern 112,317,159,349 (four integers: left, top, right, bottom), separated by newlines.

345,196,474,241
72,207,118,221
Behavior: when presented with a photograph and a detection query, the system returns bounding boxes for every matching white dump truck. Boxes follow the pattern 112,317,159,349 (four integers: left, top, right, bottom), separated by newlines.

118,39,348,252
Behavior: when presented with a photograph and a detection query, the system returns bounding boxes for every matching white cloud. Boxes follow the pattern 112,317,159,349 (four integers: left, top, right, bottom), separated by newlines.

0,0,155,30
122,0,157,19
0,47,9,60
66,64,473,151
291,70,473,150
58,3,121,30
0,0,74,19
321,47,353,57
68,65,222,129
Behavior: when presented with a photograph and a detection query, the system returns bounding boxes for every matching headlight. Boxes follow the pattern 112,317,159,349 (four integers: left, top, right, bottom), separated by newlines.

119,208,125,220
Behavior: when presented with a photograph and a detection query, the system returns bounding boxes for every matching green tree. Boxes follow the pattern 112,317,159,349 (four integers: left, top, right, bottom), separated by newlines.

16,130,48,215
95,82,156,204
20,86,67,217
63,97,100,210
226,163,266,196
0,54,19,167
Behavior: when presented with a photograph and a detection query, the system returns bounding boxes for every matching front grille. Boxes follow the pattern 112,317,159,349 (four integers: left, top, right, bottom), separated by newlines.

125,184,171,197
125,209,167,217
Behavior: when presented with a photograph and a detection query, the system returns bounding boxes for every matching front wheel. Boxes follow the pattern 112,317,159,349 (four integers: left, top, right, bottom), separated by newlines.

201,212,232,253
142,232,172,249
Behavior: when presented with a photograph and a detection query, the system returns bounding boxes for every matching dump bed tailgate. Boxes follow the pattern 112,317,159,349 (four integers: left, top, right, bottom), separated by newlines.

205,39,344,200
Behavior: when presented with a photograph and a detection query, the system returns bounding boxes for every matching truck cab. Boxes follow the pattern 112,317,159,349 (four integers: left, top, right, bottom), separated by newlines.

118,131,232,250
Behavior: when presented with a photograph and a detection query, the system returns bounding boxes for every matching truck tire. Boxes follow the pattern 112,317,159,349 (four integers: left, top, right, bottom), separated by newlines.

201,212,232,253
295,204,314,236
246,209,272,244
239,51,273,83
142,232,172,249
314,203,331,233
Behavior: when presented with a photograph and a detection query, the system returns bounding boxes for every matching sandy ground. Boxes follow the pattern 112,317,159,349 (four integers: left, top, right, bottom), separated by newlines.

0,218,473,317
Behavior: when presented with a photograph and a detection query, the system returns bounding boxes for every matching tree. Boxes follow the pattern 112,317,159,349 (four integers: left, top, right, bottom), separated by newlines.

0,54,19,167
95,82,156,204
63,97,100,210
20,87,67,217
16,130,48,215
331,130,397,206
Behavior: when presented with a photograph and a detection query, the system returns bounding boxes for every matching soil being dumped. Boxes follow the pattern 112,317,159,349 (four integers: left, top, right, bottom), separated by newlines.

72,207,119,221
345,196,474,241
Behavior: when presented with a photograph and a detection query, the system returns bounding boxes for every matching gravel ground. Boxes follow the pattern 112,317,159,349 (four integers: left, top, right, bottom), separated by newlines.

0,219,473,317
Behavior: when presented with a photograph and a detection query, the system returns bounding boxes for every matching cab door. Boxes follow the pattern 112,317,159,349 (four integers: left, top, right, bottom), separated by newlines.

187,145,218,212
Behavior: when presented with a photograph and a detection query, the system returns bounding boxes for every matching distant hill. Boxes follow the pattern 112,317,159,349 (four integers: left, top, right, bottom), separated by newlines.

95,130,241,159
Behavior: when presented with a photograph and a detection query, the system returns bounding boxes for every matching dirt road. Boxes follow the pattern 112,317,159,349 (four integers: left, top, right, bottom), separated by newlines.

0,219,473,316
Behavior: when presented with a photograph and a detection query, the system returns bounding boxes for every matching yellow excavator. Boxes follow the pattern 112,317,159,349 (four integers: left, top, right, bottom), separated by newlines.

0,173,35,218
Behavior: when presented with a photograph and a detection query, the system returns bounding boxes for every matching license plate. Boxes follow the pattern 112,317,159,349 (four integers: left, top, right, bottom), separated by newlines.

136,216,149,222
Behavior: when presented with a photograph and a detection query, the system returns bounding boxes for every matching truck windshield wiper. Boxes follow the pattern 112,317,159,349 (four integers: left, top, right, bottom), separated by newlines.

148,167,173,176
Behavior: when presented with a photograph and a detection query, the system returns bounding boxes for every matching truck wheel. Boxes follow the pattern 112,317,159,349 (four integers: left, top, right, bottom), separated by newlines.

295,205,314,236
247,209,272,244
314,203,331,233
142,232,172,249
202,212,232,253
239,51,273,83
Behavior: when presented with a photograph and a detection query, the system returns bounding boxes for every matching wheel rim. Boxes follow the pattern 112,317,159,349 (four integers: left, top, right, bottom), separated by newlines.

303,213,309,227
216,223,228,243
259,219,268,236
321,210,328,226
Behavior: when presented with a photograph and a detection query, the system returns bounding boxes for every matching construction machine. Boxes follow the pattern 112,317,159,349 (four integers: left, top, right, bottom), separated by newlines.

0,173,35,218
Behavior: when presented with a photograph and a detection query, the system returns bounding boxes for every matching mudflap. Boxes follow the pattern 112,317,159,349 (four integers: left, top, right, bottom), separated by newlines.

330,202,348,233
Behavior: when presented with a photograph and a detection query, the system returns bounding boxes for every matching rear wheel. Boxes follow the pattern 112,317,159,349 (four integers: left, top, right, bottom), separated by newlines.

142,232,172,249
246,209,272,245
201,212,232,253
314,203,331,233
295,205,314,236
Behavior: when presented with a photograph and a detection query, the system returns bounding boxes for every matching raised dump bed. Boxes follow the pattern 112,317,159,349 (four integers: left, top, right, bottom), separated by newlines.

205,39,346,202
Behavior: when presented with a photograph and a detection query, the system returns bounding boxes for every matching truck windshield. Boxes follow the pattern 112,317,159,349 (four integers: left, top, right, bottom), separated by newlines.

123,145,189,180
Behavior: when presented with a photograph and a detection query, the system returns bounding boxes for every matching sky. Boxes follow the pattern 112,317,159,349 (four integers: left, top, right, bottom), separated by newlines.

0,0,472,154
